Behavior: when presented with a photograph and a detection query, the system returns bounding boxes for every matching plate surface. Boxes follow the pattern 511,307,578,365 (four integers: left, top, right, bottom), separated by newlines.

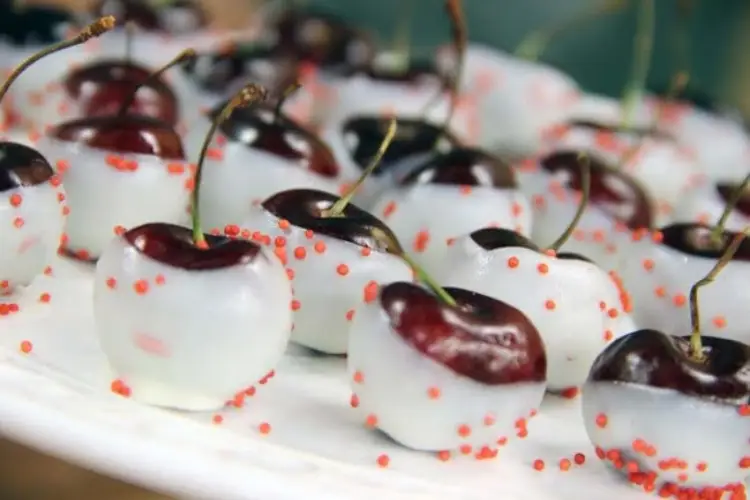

0,253,659,500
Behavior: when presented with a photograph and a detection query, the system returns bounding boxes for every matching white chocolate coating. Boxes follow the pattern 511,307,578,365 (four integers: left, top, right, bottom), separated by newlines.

37,136,192,259
617,238,750,345
565,93,654,130
370,183,531,276
347,297,546,451
436,240,621,391
93,235,292,411
670,184,750,231
184,115,342,231
0,181,65,292
583,381,750,488
240,206,413,353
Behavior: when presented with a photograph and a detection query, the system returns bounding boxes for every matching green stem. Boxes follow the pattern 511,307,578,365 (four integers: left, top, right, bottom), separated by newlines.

436,0,466,147
192,84,268,246
621,0,655,129
273,81,302,123
0,16,116,106
689,228,748,361
710,171,750,245
324,118,398,218
547,152,591,252
401,253,456,307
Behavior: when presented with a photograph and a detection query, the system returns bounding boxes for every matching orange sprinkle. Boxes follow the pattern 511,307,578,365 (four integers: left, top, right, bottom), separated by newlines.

352,371,364,384
19,340,32,354
293,247,307,260
376,454,390,468
258,422,272,435
427,387,441,399
291,299,301,311
336,264,349,276
673,294,686,307
595,413,608,428
365,414,378,427
457,424,471,438
133,280,149,295
574,453,586,465
533,459,545,471
212,415,223,424
363,281,379,303
38,293,51,303
437,450,451,462
544,299,556,310
313,241,326,253
349,394,359,408
559,458,571,471
537,263,549,274
507,256,519,268
277,219,291,230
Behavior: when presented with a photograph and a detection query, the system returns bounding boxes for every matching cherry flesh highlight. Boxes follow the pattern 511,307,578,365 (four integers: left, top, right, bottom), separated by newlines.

0,142,55,192
589,329,750,403
400,147,517,188
380,281,546,385
50,114,185,160
262,189,401,255
209,101,338,177
124,223,262,270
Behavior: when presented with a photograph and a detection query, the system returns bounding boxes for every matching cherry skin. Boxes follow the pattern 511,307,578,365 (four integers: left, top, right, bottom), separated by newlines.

49,114,185,160
566,119,672,141
92,0,206,34
590,329,750,403
342,116,460,177
63,60,178,125
657,223,750,262
380,281,546,385
0,142,55,192
540,150,654,230
715,184,750,218
208,100,338,178
123,223,262,270
400,147,517,188
469,227,593,263
272,8,374,69
262,188,401,255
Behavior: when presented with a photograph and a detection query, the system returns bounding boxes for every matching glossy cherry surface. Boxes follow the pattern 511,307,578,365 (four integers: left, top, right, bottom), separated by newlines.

469,227,537,252
380,282,546,385
401,147,516,188
50,114,185,159
589,329,750,402
209,100,338,177
273,8,373,69
93,0,205,33
343,117,459,176
124,223,262,270
716,184,750,218
0,142,55,192
0,2,73,45
262,189,401,255
540,150,653,230
64,60,177,124
659,223,750,262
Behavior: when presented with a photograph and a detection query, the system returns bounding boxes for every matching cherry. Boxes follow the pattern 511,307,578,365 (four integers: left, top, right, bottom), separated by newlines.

49,114,184,159
468,227,592,263
0,142,55,192
380,281,546,385
124,222,261,270
657,223,750,262
272,8,374,69
63,60,178,125
206,99,338,178
92,0,206,34
399,147,517,188
341,116,460,177
540,150,653,230
262,188,401,255
0,2,75,46
716,184,750,218
566,119,671,141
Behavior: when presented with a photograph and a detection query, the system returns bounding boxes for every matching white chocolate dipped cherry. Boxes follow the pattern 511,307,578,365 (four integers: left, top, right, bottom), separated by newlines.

582,233,750,498
518,149,655,271
370,147,531,276
321,114,460,208
671,171,750,230
0,18,119,294
36,53,197,261
185,83,343,233
434,159,636,396
93,83,292,411
348,281,546,453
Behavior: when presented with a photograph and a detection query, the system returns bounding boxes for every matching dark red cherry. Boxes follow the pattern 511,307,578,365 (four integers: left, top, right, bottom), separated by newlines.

93,0,206,34
262,189,402,255
209,100,338,177
273,9,374,70
0,142,55,192
124,223,262,270
566,119,673,141
380,282,546,385
63,60,178,125
556,252,594,263
659,223,750,262
469,227,537,252
540,150,653,230
589,329,750,403
400,147,517,188
181,44,299,96
49,114,185,160
716,184,750,218
342,116,460,176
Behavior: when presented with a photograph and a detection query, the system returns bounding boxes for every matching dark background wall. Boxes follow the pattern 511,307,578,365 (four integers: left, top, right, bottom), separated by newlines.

308,0,749,104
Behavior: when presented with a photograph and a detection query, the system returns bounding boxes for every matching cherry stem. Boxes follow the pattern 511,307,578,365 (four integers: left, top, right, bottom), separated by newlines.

324,117,398,218
547,152,591,252
192,84,268,247
273,81,302,123
0,16,116,106
117,48,196,117
125,21,135,64
711,171,750,245
514,0,627,61
621,0,655,130
401,252,457,307
673,0,694,81
438,0,466,145
391,0,415,71
689,228,748,362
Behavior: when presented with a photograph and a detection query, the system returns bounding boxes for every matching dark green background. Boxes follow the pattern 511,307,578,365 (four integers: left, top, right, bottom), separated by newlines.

308,0,748,102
